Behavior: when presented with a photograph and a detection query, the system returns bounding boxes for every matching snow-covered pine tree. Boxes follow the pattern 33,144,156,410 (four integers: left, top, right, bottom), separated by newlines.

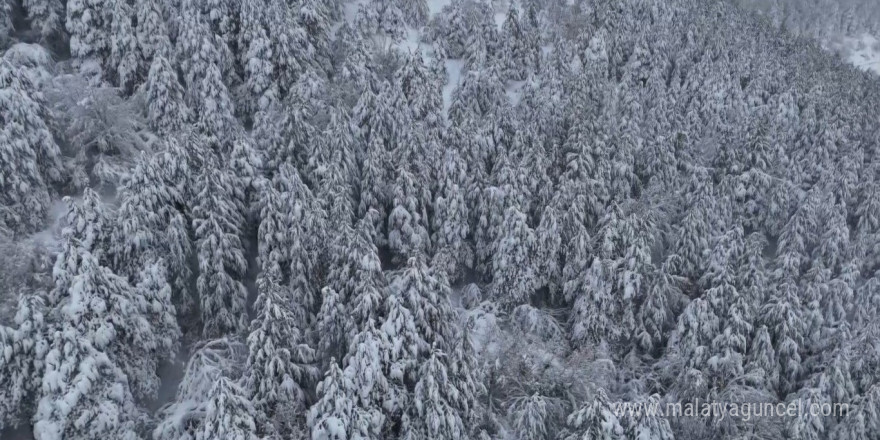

0,58,63,233
325,218,387,342
239,0,275,117
110,140,194,313
315,286,348,367
432,147,472,279
426,0,469,58
176,10,238,146
491,205,538,308
761,279,806,398
310,109,358,226
388,169,432,262
462,2,498,73
674,296,721,382
389,256,458,352
562,389,624,440
135,0,172,63
33,226,153,439
622,395,674,440
153,339,247,440
499,2,539,81
832,384,880,440
570,257,619,346
298,0,332,72
107,0,141,92
308,360,356,440
331,22,374,95
745,324,779,392
22,0,64,45
33,335,142,440
49,194,179,403
133,260,181,365
446,325,483,428
508,392,561,440
357,0,406,41
65,0,111,79
636,258,682,355
381,284,426,407
196,377,260,440
263,0,312,97
448,66,508,127
0,293,47,432
671,168,718,284
395,51,443,125
311,321,391,440
401,347,469,440
192,165,249,338
245,275,316,437
144,54,191,135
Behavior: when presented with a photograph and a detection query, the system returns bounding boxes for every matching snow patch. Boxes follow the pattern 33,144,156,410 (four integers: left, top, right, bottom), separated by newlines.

427,0,452,17
342,0,368,24
494,12,506,30
505,80,527,106
27,199,70,251
825,33,880,76
846,34,880,75
396,27,431,58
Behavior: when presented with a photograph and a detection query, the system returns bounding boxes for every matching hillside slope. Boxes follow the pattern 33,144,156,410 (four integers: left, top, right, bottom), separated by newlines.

1,0,880,439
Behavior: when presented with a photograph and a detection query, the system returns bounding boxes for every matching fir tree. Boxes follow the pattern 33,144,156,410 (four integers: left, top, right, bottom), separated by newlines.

245,275,316,437
402,347,469,439
144,54,191,135
0,293,47,431
23,0,64,44
563,389,624,440
491,206,538,308
0,58,63,232
193,166,249,338
196,377,260,440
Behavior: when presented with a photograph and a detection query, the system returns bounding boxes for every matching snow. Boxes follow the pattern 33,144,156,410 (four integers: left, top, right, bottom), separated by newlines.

28,199,71,251
427,0,451,17
825,33,880,75
494,12,506,30
342,0,366,23
845,34,880,75
397,27,430,57
505,80,527,106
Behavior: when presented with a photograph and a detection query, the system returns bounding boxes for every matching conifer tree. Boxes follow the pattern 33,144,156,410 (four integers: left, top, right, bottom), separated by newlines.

402,347,469,439
196,377,260,440
65,0,111,78
432,148,472,279
144,54,191,135
308,361,356,440
245,275,316,437
193,166,249,338
135,0,172,62
153,338,248,440
0,293,47,431
108,0,140,91
23,0,64,44
563,389,624,440
0,59,63,232
326,221,387,341
388,169,432,261
491,206,538,308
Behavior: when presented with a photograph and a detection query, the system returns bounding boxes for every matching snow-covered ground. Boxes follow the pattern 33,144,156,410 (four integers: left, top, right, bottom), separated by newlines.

826,34,880,75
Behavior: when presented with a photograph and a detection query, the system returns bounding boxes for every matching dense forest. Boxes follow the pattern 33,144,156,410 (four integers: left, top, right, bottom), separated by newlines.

2,0,880,439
